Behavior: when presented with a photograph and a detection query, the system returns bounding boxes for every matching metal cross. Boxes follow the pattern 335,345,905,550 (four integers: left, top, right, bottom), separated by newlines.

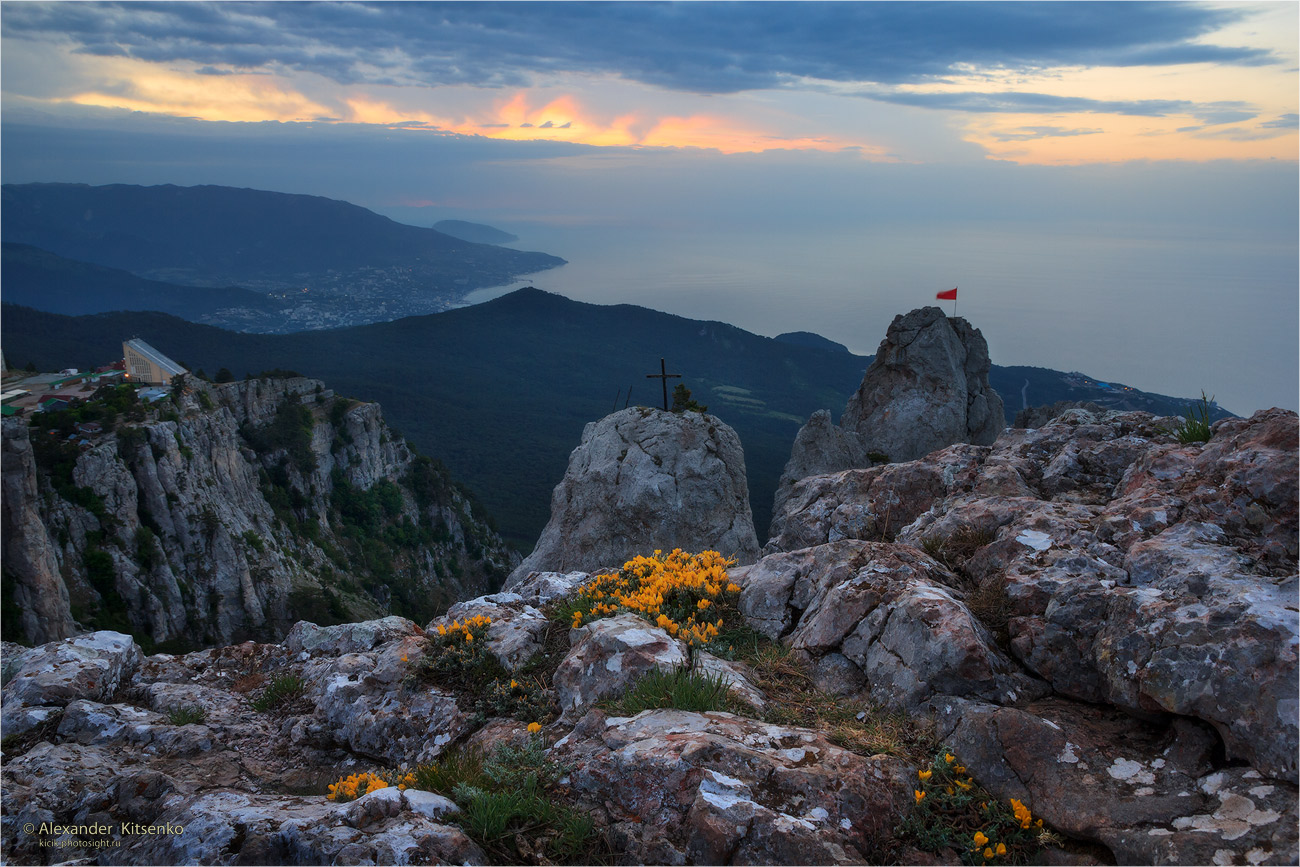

645,357,681,411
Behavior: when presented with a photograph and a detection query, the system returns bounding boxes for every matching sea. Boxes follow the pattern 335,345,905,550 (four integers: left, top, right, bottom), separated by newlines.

460,220,1298,418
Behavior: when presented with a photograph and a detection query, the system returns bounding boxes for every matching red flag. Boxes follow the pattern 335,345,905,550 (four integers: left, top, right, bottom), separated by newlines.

936,287,957,300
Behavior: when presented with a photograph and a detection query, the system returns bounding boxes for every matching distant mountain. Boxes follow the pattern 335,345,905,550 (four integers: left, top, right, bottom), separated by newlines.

433,220,519,245
774,331,850,354
0,291,1234,550
1,243,283,322
1,183,565,328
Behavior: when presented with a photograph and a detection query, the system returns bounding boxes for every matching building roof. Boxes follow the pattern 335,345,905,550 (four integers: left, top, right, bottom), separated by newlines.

0,389,29,403
124,338,187,377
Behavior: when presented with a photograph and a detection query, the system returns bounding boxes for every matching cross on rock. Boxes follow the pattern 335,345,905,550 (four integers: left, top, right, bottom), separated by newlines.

645,357,682,411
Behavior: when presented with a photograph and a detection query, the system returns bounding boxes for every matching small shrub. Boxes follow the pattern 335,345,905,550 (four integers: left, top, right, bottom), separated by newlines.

417,615,503,689
407,738,608,864
602,666,755,716
166,705,207,726
326,771,391,802
1171,390,1215,444
484,674,555,723
921,526,995,572
251,674,305,712
560,549,740,646
242,530,266,554
896,748,1057,864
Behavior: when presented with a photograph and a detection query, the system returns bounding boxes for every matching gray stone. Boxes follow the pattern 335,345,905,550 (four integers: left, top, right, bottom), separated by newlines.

508,407,760,583
553,613,689,721
775,307,1005,512
2,631,142,709
551,709,913,866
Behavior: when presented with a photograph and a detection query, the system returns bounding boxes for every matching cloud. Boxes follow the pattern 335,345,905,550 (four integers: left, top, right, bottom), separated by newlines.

988,126,1103,142
1,1,1277,96
1262,113,1300,129
864,90,1195,116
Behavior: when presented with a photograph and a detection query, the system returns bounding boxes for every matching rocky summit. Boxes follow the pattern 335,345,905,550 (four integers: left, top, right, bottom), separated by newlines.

1,405,1296,866
507,406,760,584
776,306,1005,518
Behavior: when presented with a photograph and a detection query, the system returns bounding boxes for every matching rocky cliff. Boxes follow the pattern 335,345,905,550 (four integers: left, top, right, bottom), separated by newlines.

1,376,517,649
507,407,760,584
0,406,1294,866
775,307,1005,521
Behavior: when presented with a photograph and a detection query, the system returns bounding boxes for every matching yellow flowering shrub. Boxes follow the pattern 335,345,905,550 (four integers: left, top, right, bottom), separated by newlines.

896,747,1054,865
326,769,418,802
413,614,557,724
563,549,740,647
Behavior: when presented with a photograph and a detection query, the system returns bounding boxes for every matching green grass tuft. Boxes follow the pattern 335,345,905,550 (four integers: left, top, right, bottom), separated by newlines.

251,674,305,712
1171,390,1215,443
600,666,756,717
166,705,207,726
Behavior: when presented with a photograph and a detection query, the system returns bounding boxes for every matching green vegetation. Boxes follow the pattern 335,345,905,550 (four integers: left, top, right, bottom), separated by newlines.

407,739,610,864
896,748,1058,865
166,705,208,726
415,615,556,723
240,399,316,473
670,382,708,413
241,530,266,554
599,666,755,716
251,674,306,712
1172,390,1216,443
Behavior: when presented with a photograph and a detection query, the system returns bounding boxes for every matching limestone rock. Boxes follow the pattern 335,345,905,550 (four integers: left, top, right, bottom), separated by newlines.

298,632,471,766
435,593,553,672
0,418,76,643
107,789,485,866
2,631,142,709
1,376,516,650
775,307,1005,515
507,407,760,584
927,696,1299,866
553,613,689,721
551,708,913,865
739,540,1043,712
284,616,422,658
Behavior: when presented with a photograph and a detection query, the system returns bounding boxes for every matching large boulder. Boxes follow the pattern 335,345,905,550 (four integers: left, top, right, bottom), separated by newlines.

739,540,1044,712
774,307,1004,517
507,407,760,583
928,696,1299,866
551,709,914,865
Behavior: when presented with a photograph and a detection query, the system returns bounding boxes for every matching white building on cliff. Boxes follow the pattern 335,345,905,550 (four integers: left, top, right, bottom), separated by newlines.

123,338,186,386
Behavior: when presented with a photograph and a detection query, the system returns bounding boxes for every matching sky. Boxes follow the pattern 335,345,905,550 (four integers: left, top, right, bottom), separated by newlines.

1,1,1297,413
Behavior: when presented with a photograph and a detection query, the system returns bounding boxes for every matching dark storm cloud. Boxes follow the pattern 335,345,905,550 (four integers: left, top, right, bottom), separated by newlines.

1,1,1275,95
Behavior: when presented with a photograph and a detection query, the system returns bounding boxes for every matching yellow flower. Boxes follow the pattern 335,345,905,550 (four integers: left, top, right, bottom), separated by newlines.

510,680,518,689
955,779,972,791
400,655,408,662
973,831,989,847
996,843,1007,856
914,790,926,803
954,765,966,774
1010,798,1034,829
946,786,954,795
945,753,956,764
918,770,932,781
983,847,994,860
527,721,542,734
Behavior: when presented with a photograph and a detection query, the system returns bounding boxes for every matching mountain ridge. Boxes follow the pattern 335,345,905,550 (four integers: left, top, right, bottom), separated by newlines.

0,290,1234,550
